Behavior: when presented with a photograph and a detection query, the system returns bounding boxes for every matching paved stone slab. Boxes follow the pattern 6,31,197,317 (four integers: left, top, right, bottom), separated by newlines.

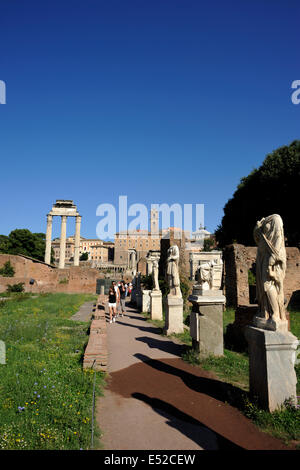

71,301,95,322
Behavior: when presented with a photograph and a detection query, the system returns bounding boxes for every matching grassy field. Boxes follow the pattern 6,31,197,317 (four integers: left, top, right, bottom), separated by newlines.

0,292,105,450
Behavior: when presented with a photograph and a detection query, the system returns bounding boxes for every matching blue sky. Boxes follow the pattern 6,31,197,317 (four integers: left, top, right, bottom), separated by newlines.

0,0,299,240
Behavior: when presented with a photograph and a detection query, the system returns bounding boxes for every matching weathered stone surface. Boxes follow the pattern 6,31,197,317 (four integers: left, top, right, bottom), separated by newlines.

189,293,225,358
245,326,299,411
142,290,151,313
164,296,184,335
150,290,163,321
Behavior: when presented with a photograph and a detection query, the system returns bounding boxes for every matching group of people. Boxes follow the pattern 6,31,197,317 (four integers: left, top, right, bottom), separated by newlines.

108,281,132,324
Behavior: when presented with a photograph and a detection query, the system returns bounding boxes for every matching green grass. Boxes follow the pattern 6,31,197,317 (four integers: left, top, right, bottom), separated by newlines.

289,309,300,340
0,292,105,450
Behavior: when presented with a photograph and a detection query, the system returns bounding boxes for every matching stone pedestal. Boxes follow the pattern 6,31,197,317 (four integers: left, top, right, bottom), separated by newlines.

150,291,163,321
131,287,136,305
164,295,184,335
245,326,299,412
136,291,142,311
142,290,151,313
189,287,225,358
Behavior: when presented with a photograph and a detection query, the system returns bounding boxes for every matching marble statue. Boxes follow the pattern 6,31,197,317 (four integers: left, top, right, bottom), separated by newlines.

253,214,287,326
166,245,182,298
196,261,213,290
152,259,160,291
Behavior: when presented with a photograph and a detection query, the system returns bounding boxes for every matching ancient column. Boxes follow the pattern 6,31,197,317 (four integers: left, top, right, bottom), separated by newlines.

44,214,53,265
74,215,81,266
59,215,67,269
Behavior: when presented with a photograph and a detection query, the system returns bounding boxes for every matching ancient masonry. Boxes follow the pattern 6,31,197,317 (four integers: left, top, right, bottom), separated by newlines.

83,294,108,372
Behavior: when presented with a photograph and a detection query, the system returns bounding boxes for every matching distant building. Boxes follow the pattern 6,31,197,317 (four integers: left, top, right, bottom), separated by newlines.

51,236,114,266
114,208,190,274
186,225,212,251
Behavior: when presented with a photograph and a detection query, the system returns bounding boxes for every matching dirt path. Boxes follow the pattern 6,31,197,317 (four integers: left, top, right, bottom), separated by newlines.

96,302,291,450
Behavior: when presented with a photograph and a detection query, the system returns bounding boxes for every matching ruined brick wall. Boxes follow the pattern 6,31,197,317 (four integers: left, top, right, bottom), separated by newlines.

137,257,147,275
223,244,300,308
0,254,99,294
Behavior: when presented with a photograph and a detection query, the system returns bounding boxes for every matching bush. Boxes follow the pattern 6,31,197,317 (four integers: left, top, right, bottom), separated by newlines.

6,283,25,293
0,261,15,277
140,274,153,290
248,269,256,286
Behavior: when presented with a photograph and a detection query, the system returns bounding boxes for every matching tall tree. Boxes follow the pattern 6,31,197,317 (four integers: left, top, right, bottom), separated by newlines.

0,229,46,261
215,140,300,247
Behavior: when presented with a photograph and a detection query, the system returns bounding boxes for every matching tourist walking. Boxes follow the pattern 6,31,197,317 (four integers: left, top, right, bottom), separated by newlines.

119,281,126,317
108,284,117,324
112,281,120,317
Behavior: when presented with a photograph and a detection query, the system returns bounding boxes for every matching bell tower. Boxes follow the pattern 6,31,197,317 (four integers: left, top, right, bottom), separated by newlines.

150,207,159,236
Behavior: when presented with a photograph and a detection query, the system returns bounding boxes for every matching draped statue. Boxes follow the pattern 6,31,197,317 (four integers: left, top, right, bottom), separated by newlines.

253,214,287,327
166,245,182,298
152,259,160,291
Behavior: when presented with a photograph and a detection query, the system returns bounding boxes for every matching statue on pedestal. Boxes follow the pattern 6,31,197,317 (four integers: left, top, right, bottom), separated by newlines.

196,261,213,290
253,214,287,328
152,259,160,291
166,245,182,298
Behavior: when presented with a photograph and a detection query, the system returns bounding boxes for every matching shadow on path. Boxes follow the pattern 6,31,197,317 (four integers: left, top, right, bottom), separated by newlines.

132,392,244,450
135,336,185,357
115,319,163,335
134,353,247,409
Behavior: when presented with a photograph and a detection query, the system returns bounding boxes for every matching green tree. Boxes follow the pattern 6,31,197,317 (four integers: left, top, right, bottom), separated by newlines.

215,140,300,247
0,230,47,261
203,238,215,252
80,252,89,261
0,261,15,277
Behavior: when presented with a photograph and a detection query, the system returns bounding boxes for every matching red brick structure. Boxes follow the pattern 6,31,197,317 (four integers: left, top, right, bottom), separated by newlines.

83,294,108,372
0,254,100,294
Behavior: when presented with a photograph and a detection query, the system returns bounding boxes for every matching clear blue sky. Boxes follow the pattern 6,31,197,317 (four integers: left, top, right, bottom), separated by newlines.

0,0,299,240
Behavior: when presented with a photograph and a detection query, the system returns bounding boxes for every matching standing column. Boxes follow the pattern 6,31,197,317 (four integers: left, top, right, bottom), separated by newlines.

59,215,67,269
74,215,81,266
44,214,53,264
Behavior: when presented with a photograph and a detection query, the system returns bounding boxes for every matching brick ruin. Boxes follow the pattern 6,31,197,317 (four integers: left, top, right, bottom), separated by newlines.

0,254,101,294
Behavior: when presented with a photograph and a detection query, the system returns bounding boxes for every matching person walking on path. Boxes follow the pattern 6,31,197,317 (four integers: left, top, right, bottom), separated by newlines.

119,281,127,317
108,285,117,324
112,281,120,317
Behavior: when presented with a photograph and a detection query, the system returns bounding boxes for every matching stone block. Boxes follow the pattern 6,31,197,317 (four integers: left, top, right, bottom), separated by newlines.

136,292,142,311
245,326,299,411
190,305,224,358
142,290,151,313
150,291,163,321
164,295,184,335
